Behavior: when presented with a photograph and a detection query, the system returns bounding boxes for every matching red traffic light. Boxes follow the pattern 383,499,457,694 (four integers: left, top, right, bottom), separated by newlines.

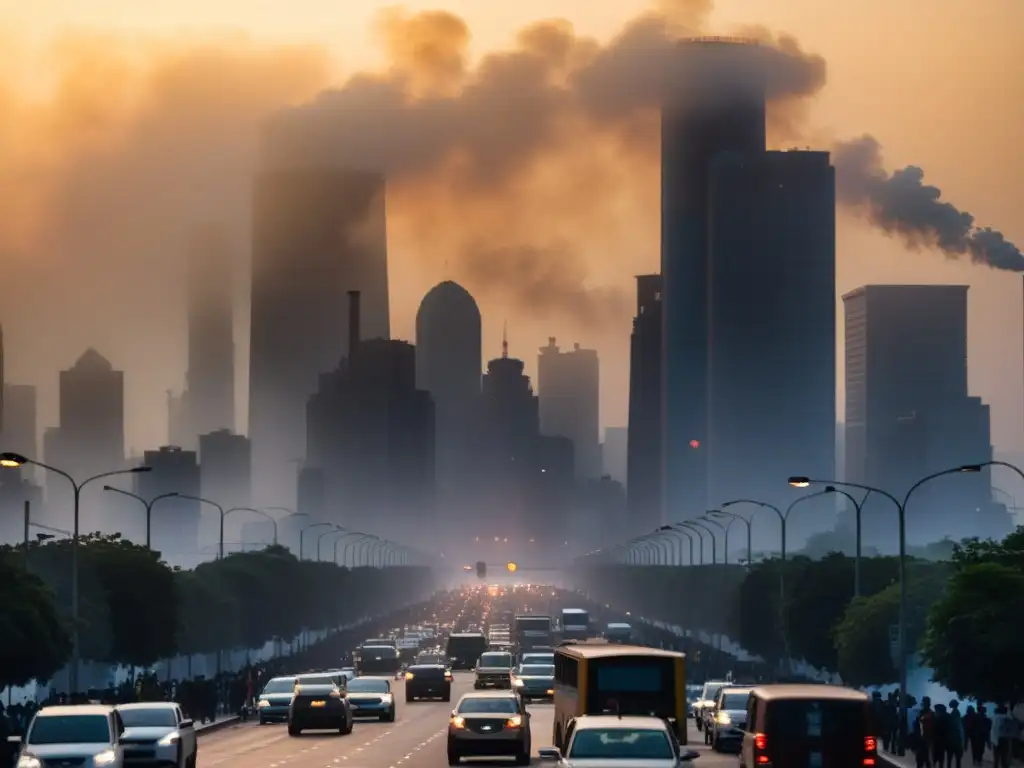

689,439,700,449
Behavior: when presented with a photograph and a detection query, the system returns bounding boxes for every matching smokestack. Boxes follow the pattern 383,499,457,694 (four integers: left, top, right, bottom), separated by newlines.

348,290,361,356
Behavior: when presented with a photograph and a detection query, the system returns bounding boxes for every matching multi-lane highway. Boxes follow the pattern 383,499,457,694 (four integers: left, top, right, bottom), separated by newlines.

198,673,738,767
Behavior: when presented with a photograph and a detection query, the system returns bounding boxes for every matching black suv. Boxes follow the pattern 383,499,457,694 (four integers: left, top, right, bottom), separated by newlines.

288,674,353,736
405,664,453,702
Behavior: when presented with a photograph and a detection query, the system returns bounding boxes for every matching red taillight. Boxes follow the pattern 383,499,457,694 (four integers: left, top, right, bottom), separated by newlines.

865,736,877,753
754,733,767,751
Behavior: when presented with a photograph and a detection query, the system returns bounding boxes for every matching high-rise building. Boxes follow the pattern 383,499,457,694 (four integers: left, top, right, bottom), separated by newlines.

166,390,189,448
843,285,1002,547
627,275,664,536
135,446,201,566
249,169,390,508
306,293,433,542
0,382,42,542
661,38,767,522
44,349,125,534
602,426,628,486
415,281,482,538
198,429,251,546
705,150,836,547
480,335,571,560
185,227,235,443
538,338,601,480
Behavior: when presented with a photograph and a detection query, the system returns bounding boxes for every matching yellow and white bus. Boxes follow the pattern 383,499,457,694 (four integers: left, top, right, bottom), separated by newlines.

552,643,687,749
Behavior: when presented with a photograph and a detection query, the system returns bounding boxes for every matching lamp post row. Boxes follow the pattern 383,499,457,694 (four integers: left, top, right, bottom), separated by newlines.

0,451,428,696
577,459,1024,758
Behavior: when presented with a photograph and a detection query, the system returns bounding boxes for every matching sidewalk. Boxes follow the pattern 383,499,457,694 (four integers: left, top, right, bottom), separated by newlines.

879,746,995,768
195,715,242,735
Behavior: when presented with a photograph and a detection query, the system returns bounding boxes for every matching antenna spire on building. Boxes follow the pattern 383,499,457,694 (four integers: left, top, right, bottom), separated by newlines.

502,321,509,359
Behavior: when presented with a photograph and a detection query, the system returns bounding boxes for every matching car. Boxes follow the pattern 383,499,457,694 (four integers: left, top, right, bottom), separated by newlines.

520,651,555,666
10,705,125,768
473,651,514,689
288,675,354,736
405,664,453,702
256,676,297,724
708,686,753,752
537,714,700,767
692,680,728,732
447,691,531,766
116,702,197,768
345,677,396,722
512,663,555,702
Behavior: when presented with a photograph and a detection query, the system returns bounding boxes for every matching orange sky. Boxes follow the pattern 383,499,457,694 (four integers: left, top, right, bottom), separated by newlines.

2,0,1023,500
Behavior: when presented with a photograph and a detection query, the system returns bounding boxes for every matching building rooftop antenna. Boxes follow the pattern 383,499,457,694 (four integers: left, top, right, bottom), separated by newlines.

502,321,509,359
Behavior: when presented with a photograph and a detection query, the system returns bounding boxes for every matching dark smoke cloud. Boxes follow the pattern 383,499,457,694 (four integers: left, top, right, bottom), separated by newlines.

834,135,1024,271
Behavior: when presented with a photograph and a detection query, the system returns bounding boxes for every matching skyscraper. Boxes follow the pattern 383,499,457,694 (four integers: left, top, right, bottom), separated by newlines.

661,38,767,522
415,281,482,537
627,275,664,536
135,446,201,566
249,169,390,507
843,285,1000,546
706,150,836,547
185,227,235,442
199,429,251,546
537,339,601,480
306,292,433,540
602,426,628,486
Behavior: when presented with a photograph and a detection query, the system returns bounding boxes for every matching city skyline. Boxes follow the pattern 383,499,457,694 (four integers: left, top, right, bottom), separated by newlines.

0,0,1019,472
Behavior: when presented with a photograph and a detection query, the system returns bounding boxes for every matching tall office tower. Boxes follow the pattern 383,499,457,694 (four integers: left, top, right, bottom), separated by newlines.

135,446,201,566
537,339,601,480
249,169,390,508
480,335,570,562
199,429,251,546
602,426,628,485
844,285,1004,547
415,281,483,540
166,391,190,447
0,383,42,543
706,150,836,549
306,292,433,541
186,227,235,443
45,349,126,533
661,38,767,522
0,324,5,432
627,275,664,536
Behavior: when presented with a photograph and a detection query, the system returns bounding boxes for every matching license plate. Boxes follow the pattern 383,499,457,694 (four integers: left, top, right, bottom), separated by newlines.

310,701,326,708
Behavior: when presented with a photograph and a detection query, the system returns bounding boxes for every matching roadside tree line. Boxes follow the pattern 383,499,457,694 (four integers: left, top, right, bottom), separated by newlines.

575,526,1024,705
0,535,433,692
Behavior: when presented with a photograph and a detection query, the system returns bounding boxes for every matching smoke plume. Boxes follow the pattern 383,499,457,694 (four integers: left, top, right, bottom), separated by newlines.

834,135,1024,271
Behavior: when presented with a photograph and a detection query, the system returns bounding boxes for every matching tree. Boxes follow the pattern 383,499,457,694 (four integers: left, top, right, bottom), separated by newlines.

921,561,1024,704
0,554,72,688
833,563,948,687
175,570,237,655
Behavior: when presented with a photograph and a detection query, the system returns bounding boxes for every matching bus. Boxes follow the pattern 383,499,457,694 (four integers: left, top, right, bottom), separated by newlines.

551,644,687,750
604,622,633,643
561,608,590,639
514,614,553,651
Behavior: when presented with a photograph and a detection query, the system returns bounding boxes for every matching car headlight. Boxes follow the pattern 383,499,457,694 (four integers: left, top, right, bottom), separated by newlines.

17,755,41,768
157,732,180,746
258,699,271,708
715,712,731,725
93,750,117,766
381,693,393,701
513,678,525,687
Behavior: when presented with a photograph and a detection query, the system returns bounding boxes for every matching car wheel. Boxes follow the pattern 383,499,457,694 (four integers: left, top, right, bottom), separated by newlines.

406,694,415,703
188,752,197,768
340,715,353,735
288,724,301,736
711,733,720,752
258,717,266,725
447,749,460,766
514,743,530,765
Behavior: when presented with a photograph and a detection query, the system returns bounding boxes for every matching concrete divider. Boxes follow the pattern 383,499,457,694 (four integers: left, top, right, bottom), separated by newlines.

195,716,242,736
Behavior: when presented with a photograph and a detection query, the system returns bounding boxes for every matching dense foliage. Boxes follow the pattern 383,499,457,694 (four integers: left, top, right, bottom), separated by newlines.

575,526,1023,699
0,536,433,688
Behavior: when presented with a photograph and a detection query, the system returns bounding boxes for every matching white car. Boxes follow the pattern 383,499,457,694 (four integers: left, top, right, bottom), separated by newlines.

117,702,197,768
692,680,729,732
11,705,125,768
538,715,700,767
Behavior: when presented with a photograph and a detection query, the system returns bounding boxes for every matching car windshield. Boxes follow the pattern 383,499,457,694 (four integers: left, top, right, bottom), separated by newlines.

722,693,750,710
28,715,111,745
519,665,554,676
702,683,725,701
347,679,389,693
568,728,674,759
479,653,512,667
523,655,554,664
296,675,337,686
417,655,444,664
262,678,296,694
457,698,519,714
118,708,177,728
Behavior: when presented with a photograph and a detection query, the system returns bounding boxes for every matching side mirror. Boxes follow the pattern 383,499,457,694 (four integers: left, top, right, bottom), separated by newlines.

451,710,458,717
680,749,701,762
537,747,561,761
179,720,194,729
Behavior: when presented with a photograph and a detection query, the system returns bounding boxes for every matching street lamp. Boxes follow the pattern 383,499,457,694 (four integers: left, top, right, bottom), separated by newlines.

787,462,1011,755
0,452,151,695
344,533,374,566
709,508,753,565
332,530,359,564
102,487,178,549
680,519,717,564
316,526,345,561
699,514,731,564
299,522,333,560
263,507,308,554
225,507,280,546
676,522,706,564
658,525,694,565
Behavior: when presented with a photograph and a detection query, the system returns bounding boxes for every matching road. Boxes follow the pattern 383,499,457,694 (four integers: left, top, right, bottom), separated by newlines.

197,673,739,767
